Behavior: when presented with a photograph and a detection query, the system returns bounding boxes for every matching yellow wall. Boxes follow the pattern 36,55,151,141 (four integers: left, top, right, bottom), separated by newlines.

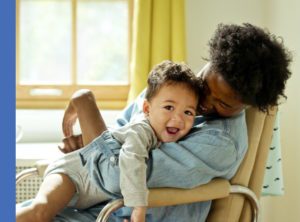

186,0,300,221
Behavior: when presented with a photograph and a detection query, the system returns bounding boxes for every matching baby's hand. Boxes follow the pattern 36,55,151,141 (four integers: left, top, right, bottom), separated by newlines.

58,134,83,153
130,206,147,222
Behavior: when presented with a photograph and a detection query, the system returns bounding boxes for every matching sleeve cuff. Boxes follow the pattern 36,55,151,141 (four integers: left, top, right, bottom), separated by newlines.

123,190,149,207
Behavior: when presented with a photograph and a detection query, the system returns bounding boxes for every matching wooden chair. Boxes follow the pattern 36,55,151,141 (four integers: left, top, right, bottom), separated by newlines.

96,107,278,222
16,107,277,222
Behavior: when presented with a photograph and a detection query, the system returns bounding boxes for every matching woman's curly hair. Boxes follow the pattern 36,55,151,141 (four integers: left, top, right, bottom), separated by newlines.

209,23,292,112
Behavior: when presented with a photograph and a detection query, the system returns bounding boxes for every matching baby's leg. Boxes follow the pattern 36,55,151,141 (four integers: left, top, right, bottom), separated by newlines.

60,89,108,153
17,90,109,221
71,90,107,145
16,173,75,222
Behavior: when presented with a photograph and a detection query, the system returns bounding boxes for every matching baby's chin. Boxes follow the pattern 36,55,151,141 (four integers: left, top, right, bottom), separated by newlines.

159,135,183,143
161,139,176,143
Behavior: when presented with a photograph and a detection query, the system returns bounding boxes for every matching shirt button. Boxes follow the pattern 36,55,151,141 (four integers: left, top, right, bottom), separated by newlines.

110,156,115,163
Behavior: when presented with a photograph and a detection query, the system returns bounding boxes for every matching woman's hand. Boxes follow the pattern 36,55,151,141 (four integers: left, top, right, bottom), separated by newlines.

130,206,147,222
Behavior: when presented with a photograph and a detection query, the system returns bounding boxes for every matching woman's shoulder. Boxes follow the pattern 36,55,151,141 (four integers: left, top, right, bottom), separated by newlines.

183,111,248,156
193,111,246,137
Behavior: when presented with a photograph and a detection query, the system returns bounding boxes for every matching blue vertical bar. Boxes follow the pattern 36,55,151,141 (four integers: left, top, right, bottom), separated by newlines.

0,0,16,221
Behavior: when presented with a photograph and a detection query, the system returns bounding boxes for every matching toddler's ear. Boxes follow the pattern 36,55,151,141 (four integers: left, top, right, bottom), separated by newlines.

142,99,150,116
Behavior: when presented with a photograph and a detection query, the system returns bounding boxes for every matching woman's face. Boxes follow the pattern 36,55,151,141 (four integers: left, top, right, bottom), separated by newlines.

197,63,246,117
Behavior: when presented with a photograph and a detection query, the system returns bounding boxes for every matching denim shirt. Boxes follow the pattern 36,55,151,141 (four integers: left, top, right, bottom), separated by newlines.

53,91,248,222
111,91,248,221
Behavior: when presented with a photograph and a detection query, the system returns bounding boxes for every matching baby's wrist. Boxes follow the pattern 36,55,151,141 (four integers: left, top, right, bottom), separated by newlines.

133,206,147,211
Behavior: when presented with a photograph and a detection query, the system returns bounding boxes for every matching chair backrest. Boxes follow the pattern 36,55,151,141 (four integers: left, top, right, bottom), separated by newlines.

207,107,278,222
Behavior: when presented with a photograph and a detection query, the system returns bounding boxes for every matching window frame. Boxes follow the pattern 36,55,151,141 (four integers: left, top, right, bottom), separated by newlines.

16,0,133,110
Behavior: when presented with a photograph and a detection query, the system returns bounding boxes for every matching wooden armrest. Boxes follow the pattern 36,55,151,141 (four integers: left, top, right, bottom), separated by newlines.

16,159,51,185
148,178,230,207
96,178,231,222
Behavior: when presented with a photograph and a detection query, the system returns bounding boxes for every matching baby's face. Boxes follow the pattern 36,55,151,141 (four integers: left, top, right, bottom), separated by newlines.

143,83,198,142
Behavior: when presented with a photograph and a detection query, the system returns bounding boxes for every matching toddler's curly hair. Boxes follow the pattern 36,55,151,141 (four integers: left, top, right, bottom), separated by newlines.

145,60,202,103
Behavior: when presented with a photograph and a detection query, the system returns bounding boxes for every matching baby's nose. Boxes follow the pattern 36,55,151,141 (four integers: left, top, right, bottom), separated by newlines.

171,115,184,128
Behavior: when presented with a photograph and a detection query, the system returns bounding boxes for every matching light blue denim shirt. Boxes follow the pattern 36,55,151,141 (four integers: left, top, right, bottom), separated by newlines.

52,90,248,222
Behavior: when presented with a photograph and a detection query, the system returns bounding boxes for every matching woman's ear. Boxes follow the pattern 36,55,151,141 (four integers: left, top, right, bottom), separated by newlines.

143,99,150,115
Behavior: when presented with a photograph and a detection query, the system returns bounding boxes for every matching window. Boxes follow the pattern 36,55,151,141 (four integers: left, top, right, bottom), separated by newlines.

16,0,132,109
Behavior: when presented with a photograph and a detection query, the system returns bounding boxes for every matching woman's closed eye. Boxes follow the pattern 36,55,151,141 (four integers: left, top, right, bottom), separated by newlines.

217,101,233,110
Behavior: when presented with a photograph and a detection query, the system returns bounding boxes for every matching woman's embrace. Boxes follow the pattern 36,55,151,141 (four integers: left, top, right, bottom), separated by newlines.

16,23,292,222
